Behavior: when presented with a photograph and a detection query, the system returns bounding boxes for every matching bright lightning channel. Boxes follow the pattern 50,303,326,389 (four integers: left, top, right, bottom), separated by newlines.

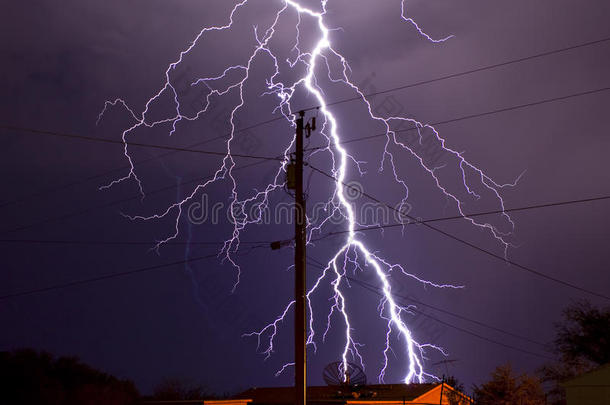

99,0,517,384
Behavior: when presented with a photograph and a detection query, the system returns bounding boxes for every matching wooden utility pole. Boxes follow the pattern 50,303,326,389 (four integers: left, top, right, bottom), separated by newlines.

294,110,307,405
439,381,444,405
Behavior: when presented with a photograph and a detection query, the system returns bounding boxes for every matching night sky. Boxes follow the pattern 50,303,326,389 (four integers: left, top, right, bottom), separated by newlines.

2,0,610,396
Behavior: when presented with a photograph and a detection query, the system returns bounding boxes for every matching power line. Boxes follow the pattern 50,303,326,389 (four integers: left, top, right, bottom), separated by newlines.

4,39,610,236
354,279,548,349
5,84,608,168
306,258,554,361
354,277,555,361
2,194,608,246
5,78,610,249
0,253,217,300
308,36,610,113
306,85,610,151
306,257,548,348
307,164,610,301
2,157,276,234
308,195,610,242
0,243,553,360
0,244,268,301
4,46,609,167
0,125,283,161
0,113,292,209
0,239,270,246
5,82,607,195
0,118,290,209
0,234,553,360
0,127,267,209
3,35,608,208
6,81,609,236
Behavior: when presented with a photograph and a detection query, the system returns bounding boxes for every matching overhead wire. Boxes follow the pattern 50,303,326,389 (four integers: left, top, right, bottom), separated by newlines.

0,238,270,246
306,258,554,360
1,194,608,246
306,258,549,348
0,125,283,161
5,82,609,236
307,164,610,301
2,34,609,208
307,195,610,242
0,243,269,301
303,35,610,114
305,85,610,152
2,157,278,234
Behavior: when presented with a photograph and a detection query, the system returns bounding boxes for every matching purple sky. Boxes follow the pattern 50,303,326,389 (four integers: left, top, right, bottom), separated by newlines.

2,0,610,395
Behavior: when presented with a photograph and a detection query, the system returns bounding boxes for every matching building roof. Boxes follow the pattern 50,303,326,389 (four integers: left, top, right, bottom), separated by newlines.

232,384,440,405
564,363,610,387
142,401,206,405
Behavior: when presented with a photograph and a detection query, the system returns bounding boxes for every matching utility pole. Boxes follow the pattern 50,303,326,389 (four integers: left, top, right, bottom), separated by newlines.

294,110,307,405
273,110,314,405
439,376,444,405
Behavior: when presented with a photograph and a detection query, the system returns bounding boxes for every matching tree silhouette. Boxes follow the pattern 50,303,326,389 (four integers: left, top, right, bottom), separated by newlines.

540,300,610,405
555,300,610,365
474,364,545,405
152,377,211,400
444,376,466,405
0,349,138,405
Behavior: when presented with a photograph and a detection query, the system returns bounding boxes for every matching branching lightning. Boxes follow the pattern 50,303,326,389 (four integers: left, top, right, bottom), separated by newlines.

100,0,518,384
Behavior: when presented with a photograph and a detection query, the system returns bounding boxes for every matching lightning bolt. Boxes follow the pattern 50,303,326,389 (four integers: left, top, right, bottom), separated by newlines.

100,0,517,384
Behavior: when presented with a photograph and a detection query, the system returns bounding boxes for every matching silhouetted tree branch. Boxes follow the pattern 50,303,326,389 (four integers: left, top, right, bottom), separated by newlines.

474,363,545,405
0,349,138,405
540,300,610,405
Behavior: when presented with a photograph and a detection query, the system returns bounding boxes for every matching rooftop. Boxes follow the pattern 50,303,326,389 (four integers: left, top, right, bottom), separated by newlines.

232,384,441,404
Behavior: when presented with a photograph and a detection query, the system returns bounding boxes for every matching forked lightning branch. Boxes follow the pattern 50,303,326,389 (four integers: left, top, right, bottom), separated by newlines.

100,0,517,384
